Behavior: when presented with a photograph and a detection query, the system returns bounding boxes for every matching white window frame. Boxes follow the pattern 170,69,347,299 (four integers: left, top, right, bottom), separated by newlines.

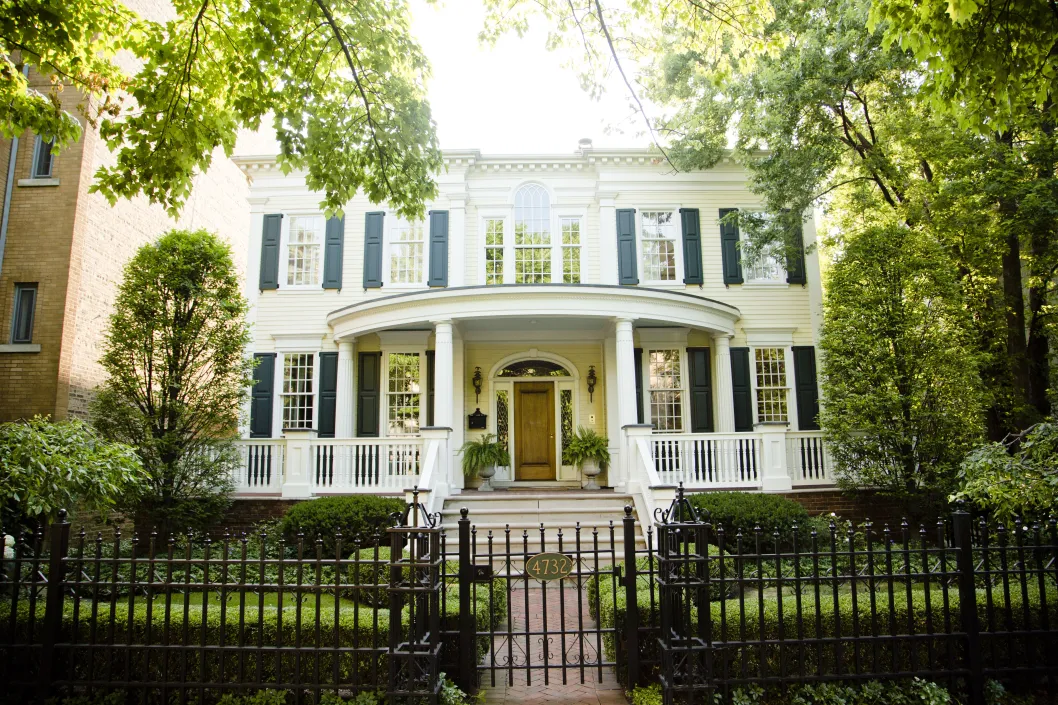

637,208,683,285
556,211,585,284
381,348,428,437
478,211,512,285
279,212,326,290
641,347,688,432
32,136,54,179
742,210,787,285
384,213,429,289
750,346,793,424
280,351,318,431
478,200,587,286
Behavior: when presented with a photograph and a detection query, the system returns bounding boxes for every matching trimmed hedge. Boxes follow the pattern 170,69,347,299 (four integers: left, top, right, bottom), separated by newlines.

278,496,405,557
589,562,1058,686
686,491,811,554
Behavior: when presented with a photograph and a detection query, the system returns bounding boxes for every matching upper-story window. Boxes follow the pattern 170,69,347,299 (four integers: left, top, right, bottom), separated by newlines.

744,212,786,283
514,184,551,284
484,218,504,285
10,283,37,344
285,216,324,287
560,217,581,283
754,347,789,422
639,211,678,282
32,136,53,178
388,215,428,286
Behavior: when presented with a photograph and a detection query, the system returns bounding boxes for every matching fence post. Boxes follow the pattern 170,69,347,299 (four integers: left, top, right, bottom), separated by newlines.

387,525,404,700
457,508,476,693
953,506,984,705
623,505,640,687
37,509,71,702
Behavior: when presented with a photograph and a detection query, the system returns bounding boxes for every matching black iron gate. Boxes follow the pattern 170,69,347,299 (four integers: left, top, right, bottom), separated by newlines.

449,506,641,690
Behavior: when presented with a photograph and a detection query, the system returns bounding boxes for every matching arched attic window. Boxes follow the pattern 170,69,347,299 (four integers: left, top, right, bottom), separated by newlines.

514,184,551,283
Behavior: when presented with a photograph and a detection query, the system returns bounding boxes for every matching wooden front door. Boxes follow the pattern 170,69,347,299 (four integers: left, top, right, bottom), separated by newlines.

514,382,555,480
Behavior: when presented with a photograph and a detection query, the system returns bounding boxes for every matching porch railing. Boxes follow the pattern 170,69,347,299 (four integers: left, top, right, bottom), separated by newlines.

786,431,835,485
234,440,285,494
650,433,762,489
312,439,423,493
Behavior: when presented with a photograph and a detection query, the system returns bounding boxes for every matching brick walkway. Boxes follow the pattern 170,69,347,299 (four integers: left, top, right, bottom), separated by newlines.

479,584,626,705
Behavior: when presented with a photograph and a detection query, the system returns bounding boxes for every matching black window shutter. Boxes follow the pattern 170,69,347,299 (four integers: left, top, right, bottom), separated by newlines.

786,220,807,285
363,212,384,289
792,346,820,430
688,347,714,432
322,216,345,289
634,347,644,424
680,208,703,285
616,209,639,285
731,347,753,431
259,214,282,290
357,352,382,437
719,208,743,285
426,350,436,427
317,352,338,438
249,353,276,438
427,210,449,287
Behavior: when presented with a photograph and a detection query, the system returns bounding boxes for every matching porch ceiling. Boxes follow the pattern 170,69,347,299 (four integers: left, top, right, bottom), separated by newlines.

327,284,741,339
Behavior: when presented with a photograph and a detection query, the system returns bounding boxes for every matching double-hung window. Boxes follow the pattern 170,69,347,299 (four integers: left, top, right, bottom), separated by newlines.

484,218,505,285
10,283,37,344
282,353,315,429
286,216,324,287
389,217,426,285
754,347,789,422
386,352,422,435
560,217,581,283
514,184,551,284
647,349,684,432
744,212,786,283
640,211,678,282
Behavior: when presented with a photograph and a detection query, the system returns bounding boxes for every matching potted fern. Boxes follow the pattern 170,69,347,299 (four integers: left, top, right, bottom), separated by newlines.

563,427,610,490
459,433,510,492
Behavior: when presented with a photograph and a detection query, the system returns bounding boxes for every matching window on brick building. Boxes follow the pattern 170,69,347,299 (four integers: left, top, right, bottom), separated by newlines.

11,284,37,344
32,136,53,178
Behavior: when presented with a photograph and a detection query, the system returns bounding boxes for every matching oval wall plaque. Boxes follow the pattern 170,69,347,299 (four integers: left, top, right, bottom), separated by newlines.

525,553,574,581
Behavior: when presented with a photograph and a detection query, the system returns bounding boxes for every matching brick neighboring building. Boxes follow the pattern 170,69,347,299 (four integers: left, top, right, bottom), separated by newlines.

0,63,249,423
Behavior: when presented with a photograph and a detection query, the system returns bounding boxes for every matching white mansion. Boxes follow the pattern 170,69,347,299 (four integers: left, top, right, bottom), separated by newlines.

231,144,833,524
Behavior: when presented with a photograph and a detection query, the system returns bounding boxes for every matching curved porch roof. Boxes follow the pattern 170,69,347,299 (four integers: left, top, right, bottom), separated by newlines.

326,284,741,339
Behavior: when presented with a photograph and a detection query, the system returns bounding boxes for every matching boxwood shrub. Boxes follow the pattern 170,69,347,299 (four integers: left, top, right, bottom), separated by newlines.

279,495,405,557
686,491,810,554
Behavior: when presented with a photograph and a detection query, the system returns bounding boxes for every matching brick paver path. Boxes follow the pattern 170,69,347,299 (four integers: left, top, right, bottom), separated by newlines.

479,583,626,705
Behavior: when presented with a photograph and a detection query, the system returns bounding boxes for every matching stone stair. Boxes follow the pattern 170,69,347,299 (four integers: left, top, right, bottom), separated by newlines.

438,491,646,566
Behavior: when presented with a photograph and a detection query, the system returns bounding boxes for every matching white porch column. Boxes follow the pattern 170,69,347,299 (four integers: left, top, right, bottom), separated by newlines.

433,320,454,429
757,422,793,491
603,335,623,490
281,429,316,498
336,338,356,438
615,318,638,427
713,334,736,432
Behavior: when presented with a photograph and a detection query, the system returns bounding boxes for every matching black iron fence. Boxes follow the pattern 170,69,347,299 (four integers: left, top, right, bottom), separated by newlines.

3,493,1058,705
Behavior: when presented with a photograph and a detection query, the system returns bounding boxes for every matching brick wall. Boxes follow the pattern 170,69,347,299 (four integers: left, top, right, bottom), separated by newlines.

780,488,907,527
215,499,306,537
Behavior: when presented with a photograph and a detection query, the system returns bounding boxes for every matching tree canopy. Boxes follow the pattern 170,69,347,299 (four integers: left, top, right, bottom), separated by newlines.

1,0,442,217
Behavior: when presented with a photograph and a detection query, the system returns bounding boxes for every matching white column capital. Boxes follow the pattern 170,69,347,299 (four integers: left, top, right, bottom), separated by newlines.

713,334,732,351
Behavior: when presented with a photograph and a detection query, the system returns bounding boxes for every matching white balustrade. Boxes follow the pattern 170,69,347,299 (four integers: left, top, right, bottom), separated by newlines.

310,439,423,493
650,433,763,489
234,441,285,494
785,432,834,486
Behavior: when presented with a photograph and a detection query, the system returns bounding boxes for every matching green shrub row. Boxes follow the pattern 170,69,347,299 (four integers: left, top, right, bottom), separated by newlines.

278,496,407,558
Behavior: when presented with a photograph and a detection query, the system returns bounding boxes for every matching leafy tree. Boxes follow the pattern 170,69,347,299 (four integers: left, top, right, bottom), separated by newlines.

92,229,251,537
955,421,1058,524
1,0,441,217
0,416,144,532
819,221,985,508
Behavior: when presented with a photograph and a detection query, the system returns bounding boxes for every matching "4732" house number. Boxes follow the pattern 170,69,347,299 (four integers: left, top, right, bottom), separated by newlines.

524,553,574,581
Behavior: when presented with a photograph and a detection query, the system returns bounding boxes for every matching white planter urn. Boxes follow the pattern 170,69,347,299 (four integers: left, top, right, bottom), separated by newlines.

581,458,601,490
478,464,496,492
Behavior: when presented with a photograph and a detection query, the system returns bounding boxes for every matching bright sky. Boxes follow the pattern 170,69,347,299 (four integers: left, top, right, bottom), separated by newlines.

235,0,650,156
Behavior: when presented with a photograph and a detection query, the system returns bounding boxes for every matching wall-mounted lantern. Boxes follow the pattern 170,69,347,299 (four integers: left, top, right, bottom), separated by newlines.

587,365,597,402
472,366,483,402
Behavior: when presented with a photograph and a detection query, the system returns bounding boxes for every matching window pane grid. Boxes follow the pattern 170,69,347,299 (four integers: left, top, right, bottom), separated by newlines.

286,216,323,286
282,353,314,429
648,349,683,432
755,347,789,422
391,218,425,284
747,243,786,282
561,218,581,284
514,184,551,284
485,219,504,285
641,211,677,281
515,246,551,284
387,352,421,436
